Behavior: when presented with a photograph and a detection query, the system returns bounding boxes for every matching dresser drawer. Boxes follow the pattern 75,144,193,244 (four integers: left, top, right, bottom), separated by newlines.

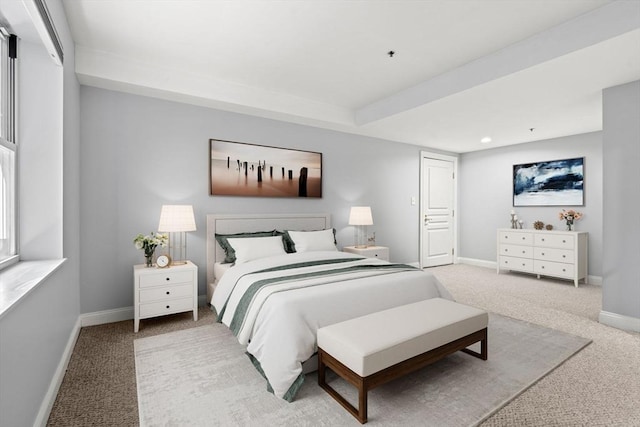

139,270,194,288
499,244,532,258
533,247,574,263
499,256,533,272
498,231,533,246
139,283,193,303
534,234,574,249
534,260,574,278
139,297,194,318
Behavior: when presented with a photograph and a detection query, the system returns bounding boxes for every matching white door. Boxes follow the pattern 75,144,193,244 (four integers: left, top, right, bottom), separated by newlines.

421,156,455,267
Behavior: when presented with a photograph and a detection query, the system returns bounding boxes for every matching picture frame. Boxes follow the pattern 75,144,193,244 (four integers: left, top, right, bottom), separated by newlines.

513,157,584,207
209,139,322,198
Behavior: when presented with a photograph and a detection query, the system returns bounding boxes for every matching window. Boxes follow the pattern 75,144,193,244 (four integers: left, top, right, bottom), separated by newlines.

0,28,17,269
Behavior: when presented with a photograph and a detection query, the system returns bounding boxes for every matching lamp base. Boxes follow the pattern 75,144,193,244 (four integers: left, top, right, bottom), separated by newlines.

354,225,369,249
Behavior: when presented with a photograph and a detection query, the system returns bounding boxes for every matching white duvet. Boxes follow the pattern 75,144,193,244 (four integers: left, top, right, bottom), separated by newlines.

211,251,452,401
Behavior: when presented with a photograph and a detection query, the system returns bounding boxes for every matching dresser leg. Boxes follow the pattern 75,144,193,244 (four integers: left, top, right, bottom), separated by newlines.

134,319,140,333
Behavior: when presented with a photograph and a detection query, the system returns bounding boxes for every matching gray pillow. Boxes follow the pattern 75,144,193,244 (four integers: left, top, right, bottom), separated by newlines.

215,230,278,263
280,229,336,253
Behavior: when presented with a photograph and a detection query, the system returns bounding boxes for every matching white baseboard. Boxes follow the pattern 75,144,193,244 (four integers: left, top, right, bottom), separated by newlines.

34,317,82,427
587,275,603,286
80,306,134,327
457,257,497,269
599,310,640,333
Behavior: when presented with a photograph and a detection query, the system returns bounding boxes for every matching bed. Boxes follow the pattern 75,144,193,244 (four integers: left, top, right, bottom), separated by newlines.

206,213,453,402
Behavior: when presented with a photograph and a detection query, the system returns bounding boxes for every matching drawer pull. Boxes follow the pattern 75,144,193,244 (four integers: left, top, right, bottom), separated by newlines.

563,255,566,258
522,263,526,267
522,237,525,240
166,305,170,309
541,252,545,256
541,266,545,269
562,240,566,243
541,238,545,241
522,250,525,254
165,277,170,281
562,269,566,272
166,291,170,295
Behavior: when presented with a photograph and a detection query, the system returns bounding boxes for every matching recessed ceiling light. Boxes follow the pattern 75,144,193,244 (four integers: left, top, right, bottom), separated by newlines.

480,137,492,144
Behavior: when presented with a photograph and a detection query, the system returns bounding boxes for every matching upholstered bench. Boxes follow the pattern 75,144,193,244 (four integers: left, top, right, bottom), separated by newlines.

317,298,488,424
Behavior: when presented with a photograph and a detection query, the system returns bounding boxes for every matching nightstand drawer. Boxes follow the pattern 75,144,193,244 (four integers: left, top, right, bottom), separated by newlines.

139,283,193,303
139,297,194,318
342,246,390,261
139,270,194,288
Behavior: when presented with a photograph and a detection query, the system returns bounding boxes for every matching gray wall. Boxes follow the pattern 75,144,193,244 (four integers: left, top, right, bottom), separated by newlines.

79,87,432,313
0,0,81,425
602,80,640,320
458,132,603,277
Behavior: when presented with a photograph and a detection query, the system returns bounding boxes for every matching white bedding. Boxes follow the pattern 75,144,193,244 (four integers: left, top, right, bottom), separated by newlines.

211,251,452,401
213,262,233,282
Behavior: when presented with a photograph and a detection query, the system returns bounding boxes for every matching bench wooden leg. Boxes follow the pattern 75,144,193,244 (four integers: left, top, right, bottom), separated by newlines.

318,349,368,423
460,328,488,360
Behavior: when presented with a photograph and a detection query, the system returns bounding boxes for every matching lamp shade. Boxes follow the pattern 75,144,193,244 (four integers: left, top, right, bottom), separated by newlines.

348,206,373,226
158,205,196,232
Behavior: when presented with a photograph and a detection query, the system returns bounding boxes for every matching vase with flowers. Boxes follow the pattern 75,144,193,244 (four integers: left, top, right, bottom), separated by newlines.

558,209,582,231
134,232,168,267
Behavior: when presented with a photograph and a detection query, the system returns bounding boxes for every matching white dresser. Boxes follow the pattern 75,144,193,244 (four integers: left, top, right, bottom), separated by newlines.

134,261,198,332
497,228,588,287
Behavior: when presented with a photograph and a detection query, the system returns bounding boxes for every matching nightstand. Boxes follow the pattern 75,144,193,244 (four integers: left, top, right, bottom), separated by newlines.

133,260,198,332
342,246,390,261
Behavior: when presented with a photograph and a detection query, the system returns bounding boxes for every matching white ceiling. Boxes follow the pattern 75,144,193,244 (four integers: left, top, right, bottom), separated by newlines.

61,0,640,153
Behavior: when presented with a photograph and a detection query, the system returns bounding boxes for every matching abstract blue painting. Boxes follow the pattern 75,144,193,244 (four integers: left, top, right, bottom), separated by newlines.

513,157,584,206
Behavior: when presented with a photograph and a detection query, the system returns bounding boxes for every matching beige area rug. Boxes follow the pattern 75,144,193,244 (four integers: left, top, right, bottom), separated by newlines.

134,314,590,426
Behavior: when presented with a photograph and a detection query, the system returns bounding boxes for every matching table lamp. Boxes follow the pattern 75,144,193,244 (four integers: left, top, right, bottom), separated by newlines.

158,205,196,265
349,206,373,248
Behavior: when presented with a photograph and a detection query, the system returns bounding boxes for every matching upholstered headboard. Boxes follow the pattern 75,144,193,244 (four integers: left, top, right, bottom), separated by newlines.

206,213,331,288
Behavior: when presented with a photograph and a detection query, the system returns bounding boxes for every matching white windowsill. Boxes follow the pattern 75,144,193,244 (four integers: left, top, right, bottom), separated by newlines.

0,259,67,320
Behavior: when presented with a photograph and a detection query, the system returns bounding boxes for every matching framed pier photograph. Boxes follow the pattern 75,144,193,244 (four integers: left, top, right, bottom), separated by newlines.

209,139,322,198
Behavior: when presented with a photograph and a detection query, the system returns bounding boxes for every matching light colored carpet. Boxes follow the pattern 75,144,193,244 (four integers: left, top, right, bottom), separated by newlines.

48,264,640,426
431,264,640,426
134,313,590,426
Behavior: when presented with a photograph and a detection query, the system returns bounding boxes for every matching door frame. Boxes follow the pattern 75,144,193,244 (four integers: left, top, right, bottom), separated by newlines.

419,150,459,269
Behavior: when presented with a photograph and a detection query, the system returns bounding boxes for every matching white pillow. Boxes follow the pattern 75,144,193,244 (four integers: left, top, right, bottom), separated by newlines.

287,229,337,253
226,236,286,265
